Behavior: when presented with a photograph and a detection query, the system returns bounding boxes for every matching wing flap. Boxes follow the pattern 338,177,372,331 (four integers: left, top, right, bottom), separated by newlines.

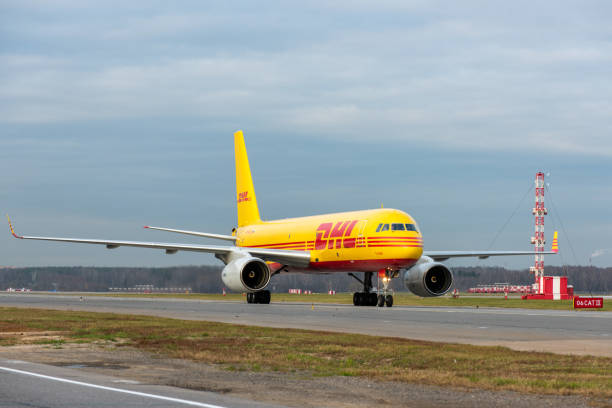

143,225,237,242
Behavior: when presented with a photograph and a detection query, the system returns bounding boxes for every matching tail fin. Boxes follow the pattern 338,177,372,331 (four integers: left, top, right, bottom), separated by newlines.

234,130,261,227
551,231,559,253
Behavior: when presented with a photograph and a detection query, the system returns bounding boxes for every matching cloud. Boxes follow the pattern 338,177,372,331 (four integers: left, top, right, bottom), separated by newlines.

2,2,612,158
591,249,609,259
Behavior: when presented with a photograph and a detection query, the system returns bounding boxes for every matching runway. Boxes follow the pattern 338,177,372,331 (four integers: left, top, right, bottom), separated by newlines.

0,359,287,408
0,293,610,356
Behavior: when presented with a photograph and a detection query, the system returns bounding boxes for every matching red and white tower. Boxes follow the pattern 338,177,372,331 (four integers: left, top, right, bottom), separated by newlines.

530,172,547,293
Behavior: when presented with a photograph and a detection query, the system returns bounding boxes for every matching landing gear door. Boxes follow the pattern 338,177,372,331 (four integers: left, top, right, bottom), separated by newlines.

356,220,368,248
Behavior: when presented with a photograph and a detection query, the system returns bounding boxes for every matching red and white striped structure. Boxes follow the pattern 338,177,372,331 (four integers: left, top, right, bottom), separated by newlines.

523,172,572,300
468,284,533,294
288,289,312,294
530,172,548,293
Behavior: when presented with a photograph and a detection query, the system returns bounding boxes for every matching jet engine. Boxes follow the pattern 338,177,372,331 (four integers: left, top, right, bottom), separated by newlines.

221,256,271,292
403,256,453,297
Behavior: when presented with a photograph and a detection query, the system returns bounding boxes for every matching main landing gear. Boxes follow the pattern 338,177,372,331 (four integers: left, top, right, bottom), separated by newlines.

247,290,271,304
349,272,394,307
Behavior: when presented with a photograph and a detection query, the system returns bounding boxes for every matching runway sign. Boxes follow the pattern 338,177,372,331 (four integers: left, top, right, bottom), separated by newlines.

573,297,603,309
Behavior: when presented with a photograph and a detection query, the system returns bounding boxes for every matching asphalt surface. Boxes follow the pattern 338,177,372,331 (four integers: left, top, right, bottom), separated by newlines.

1,293,611,356
0,359,288,408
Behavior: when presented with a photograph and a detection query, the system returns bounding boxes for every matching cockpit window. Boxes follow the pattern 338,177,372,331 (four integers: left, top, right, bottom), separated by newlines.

376,223,383,232
391,223,405,231
381,224,389,232
405,223,417,231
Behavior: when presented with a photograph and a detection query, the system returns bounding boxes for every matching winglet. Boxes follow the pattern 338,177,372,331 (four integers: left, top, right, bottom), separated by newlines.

551,230,559,253
143,226,150,229
6,215,23,239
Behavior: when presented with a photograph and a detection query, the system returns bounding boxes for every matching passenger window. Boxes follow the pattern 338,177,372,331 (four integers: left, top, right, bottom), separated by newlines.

405,223,417,231
392,223,405,231
381,224,389,232
376,223,383,232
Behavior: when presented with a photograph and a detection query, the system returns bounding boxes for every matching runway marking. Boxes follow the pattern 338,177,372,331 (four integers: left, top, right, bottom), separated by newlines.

0,365,228,408
113,379,141,384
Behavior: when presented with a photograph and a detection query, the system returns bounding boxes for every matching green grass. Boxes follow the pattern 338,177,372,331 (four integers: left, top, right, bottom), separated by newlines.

0,307,610,397
53,292,611,311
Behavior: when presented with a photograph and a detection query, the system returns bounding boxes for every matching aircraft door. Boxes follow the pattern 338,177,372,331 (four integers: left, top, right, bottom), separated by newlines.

357,220,367,248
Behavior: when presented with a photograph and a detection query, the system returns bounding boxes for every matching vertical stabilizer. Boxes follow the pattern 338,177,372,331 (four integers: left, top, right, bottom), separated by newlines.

234,130,261,227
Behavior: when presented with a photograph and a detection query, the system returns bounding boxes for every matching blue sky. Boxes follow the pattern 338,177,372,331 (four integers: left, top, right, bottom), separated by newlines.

1,1,611,268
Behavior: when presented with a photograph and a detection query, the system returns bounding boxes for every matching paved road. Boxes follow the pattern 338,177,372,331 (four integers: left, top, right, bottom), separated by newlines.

0,359,287,408
0,293,610,356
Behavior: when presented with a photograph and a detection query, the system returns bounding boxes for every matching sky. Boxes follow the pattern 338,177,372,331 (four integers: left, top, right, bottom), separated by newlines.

1,1,611,269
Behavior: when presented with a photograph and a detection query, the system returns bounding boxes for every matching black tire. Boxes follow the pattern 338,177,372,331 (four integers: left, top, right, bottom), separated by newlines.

247,292,253,304
377,294,385,307
251,290,270,304
261,290,271,304
353,292,359,306
357,292,365,306
368,292,377,306
385,295,393,308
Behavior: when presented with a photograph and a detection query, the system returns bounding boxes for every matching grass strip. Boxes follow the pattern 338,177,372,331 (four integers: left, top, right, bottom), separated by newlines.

0,307,610,397
44,292,612,311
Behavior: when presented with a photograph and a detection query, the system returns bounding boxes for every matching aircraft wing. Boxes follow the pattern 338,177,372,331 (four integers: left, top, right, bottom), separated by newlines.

423,250,556,262
7,217,310,268
424,231,559,261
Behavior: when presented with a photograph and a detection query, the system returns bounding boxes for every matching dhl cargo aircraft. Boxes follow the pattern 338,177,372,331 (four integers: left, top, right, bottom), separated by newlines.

7,131,558,307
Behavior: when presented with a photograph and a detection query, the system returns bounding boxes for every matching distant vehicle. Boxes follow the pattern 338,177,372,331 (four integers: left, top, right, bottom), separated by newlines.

6,288,31,292
7,131,558,307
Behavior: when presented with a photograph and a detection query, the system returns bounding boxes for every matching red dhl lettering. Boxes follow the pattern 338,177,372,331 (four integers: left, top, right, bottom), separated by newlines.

237,191,251,203
315,222,332,250
313,220,422,250
315,221,360,249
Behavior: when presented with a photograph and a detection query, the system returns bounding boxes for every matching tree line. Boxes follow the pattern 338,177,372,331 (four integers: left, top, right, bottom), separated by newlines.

0,265,610,294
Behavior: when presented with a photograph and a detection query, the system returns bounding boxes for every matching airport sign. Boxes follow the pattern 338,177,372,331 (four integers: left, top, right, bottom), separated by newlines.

573,296,604,309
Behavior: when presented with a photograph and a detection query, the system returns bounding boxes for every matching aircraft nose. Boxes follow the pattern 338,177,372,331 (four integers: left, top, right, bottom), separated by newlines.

403,245,423,262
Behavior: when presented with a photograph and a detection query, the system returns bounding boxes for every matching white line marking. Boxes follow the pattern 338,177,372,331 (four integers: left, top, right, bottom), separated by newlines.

113,379,141,384
0,366,227,408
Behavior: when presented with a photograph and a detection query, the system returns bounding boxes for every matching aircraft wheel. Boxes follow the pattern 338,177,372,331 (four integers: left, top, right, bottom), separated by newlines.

368,292,378,306
247,292,253,304
377,294,385,307
261,290,271,304
252,290,270,304
353,292,360,306
385,295,394,308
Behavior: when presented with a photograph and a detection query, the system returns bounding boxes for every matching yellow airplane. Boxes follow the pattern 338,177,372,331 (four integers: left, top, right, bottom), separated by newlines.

7,131,558,307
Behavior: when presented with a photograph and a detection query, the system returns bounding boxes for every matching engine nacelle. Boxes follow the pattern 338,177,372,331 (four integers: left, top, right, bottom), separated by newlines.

221,256,271,292
403,257,453,297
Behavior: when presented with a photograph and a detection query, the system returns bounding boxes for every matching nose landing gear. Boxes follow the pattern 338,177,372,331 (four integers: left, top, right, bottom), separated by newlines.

349,270,395,307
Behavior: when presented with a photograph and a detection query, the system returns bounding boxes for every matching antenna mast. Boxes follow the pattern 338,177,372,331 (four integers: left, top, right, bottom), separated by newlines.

530,172,547,293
